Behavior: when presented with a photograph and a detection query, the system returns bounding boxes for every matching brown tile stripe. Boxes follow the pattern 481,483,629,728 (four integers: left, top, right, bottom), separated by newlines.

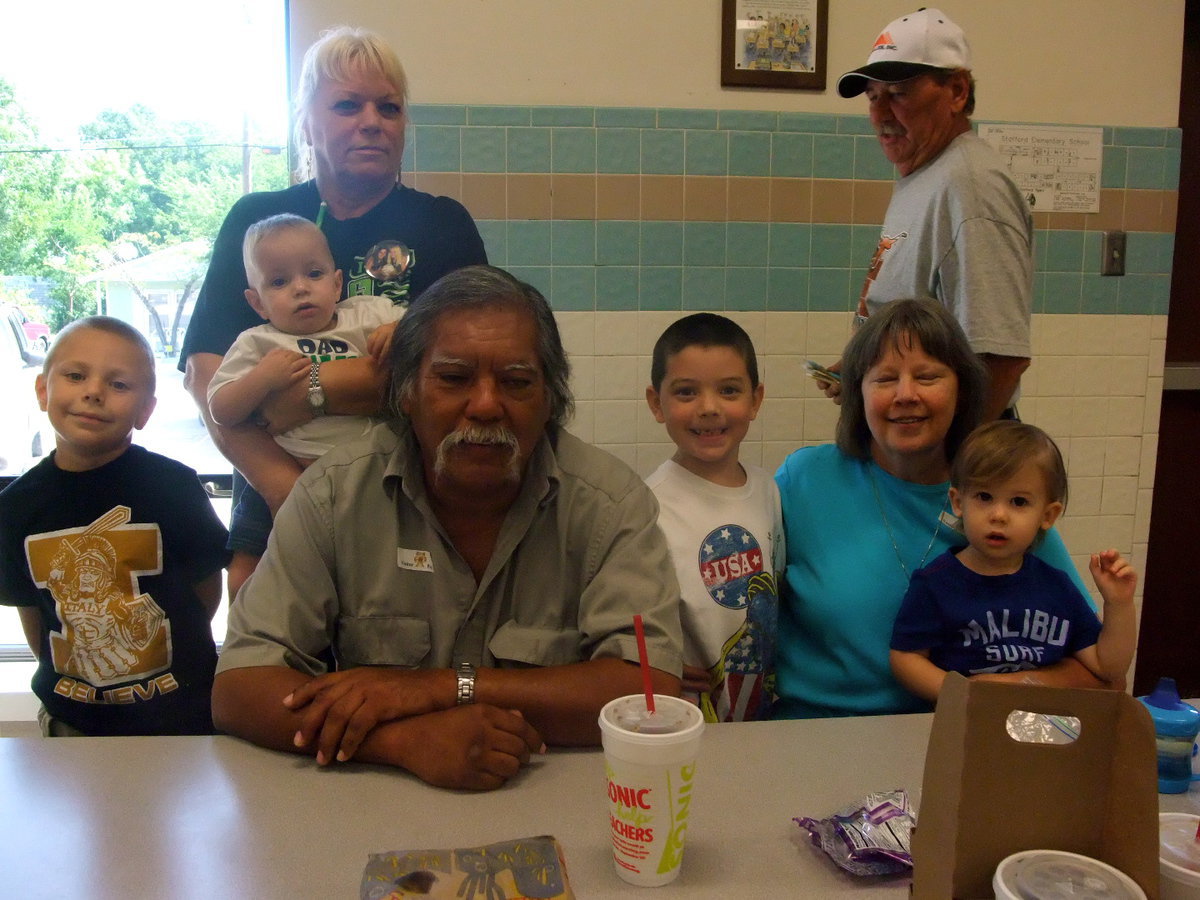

411,173,1177,233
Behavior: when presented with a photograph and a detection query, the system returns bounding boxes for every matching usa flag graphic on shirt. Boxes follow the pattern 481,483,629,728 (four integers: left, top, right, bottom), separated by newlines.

697,524,777,721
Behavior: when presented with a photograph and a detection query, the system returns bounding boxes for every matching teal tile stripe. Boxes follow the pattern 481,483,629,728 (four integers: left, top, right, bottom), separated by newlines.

411,104,1180,189
416,102,1176,315
481,220,1173,314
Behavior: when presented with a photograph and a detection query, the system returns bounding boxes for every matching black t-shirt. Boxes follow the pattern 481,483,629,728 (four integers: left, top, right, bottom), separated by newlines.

0,447,231,735
179,180,488,366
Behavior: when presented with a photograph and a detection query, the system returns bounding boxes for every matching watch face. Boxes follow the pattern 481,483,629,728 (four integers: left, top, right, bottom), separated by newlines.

307,387,326,409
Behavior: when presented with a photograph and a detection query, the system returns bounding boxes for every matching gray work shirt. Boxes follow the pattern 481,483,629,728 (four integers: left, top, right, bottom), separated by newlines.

218,421,683,678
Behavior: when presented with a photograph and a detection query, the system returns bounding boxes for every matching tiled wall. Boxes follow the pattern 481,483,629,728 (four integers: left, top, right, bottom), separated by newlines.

401,104,1178,613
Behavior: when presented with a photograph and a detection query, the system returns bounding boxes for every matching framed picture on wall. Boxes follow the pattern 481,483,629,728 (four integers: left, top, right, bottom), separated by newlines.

721,0,828,90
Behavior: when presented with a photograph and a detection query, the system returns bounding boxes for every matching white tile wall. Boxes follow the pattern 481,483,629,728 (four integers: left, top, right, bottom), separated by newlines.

560,311,1166,621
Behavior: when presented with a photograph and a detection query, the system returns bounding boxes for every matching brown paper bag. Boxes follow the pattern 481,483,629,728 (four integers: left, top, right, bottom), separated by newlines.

911,674,1159,899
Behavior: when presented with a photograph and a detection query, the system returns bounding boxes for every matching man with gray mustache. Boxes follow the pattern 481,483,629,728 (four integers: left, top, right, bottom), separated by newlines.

820,8,1032,422
435,423,520,483
213,266,683,790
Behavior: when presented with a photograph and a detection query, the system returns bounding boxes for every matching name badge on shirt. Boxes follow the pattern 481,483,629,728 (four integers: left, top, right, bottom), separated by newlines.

397,548,434,573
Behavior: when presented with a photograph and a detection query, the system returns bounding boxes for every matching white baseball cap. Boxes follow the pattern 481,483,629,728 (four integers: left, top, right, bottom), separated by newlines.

837,7,971,98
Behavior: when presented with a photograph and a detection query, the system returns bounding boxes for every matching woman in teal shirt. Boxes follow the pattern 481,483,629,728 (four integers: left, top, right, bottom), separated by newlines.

774,300,1103,718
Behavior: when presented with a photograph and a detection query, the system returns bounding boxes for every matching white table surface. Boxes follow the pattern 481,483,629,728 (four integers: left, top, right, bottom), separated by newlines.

1,713,1196,899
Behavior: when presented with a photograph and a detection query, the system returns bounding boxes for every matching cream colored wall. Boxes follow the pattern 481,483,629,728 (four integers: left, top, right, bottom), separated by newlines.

289,0,1183,127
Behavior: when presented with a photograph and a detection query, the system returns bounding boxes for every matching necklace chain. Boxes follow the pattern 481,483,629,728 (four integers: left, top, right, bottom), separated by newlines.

868,466,948,581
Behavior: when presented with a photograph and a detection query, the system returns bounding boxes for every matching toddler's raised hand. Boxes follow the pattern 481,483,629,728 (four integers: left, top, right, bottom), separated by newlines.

1089,549,1137,606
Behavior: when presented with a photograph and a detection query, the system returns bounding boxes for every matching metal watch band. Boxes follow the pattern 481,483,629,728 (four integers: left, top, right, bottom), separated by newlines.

455,661,476,705
307,362,325,416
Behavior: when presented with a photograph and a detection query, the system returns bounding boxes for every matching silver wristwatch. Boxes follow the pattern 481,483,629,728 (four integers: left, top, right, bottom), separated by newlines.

306,362,326,416
455,661,476,705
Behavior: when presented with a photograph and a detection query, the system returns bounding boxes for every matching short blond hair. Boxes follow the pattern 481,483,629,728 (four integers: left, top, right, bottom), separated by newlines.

241,213,331,283
293,26,409,180
45,317,156,394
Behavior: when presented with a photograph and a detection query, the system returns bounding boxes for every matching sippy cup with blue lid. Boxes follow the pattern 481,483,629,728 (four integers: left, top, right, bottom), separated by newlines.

1138,677,1200,793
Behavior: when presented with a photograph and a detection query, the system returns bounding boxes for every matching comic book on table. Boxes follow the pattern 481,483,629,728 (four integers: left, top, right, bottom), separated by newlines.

360,834,576,900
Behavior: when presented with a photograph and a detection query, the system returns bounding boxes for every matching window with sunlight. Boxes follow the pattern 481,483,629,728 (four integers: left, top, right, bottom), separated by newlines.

0,0,288,674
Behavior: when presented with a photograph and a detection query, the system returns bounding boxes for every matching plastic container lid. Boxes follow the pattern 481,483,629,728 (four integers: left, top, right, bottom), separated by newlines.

1139,678,1200,737
1145,677,1186,710
994,850,1147,900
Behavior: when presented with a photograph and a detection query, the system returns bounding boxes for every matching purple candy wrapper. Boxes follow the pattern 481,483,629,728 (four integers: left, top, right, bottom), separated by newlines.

794,789,915,877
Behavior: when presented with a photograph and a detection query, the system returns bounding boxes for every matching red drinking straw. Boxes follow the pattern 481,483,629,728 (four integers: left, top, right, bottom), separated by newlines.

633,614,656,714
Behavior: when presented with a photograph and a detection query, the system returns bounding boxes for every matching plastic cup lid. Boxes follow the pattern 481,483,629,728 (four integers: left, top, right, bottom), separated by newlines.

598,694,704,744
994,850,1146,900
1160,814,1200,874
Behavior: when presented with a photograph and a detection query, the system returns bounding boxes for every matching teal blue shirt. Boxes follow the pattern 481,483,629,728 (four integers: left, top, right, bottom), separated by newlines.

773,444,1089,719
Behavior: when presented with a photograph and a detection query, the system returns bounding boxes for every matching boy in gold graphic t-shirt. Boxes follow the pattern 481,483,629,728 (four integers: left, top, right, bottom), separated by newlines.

0,317,229,735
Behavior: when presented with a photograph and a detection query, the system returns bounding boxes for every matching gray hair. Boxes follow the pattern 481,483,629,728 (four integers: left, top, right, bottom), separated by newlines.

386,266,574,428
836,298,986,463
293,26,409,180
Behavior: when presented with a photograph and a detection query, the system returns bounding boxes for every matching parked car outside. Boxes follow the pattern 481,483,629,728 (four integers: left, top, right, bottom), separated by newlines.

0,305,52,476
12,308,50,352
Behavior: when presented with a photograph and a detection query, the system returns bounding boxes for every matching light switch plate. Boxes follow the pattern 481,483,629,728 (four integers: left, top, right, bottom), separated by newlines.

1101,230,1126,276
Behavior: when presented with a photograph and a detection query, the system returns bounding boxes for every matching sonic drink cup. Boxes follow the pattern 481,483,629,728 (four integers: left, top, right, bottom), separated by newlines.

598,694,704,887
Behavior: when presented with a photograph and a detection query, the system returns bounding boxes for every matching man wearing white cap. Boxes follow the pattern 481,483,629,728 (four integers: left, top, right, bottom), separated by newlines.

831,7,1032,421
